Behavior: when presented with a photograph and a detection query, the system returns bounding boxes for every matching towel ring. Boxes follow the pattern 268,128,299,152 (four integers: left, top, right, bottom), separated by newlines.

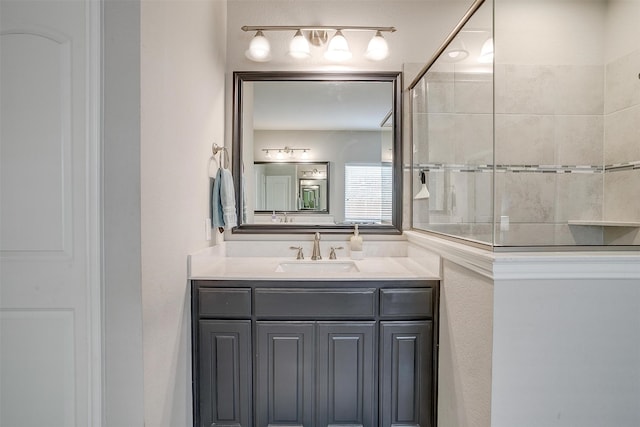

212,143,230,169
207,156,219,178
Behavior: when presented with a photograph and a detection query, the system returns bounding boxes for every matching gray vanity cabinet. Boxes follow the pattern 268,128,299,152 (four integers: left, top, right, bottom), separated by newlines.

192,280,439,427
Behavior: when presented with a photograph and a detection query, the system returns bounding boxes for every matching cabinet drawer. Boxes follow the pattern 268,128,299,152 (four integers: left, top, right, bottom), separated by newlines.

255,288,376,319
199,288,251,318
380,288,433,318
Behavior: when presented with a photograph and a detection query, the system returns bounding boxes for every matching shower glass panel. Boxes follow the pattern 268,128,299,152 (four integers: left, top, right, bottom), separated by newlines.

411,0,640,249
412,0,495,246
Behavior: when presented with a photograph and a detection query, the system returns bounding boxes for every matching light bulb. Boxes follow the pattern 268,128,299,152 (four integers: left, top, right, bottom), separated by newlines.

324,30,352,61
365,30,389,61
479,37,493,64
444,40,468,62
246,30,271,62
288,30,311,59
265,150,271,158
301,150,309,160
276,150,284,160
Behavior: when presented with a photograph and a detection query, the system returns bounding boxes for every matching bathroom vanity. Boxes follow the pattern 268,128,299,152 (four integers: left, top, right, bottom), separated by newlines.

190,257,439,427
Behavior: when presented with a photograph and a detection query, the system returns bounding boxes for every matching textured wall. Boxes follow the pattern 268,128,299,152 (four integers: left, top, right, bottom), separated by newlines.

140,1,227,426
437,260,494,427
492,278,640,427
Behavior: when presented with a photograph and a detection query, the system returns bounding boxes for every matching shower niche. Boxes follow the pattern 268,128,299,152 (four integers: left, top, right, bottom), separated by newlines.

411,0,640,248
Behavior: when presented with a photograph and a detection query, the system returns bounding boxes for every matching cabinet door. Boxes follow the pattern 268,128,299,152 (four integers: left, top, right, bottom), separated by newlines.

317,322,377,427
199,320,252,427
256,322,315,427
380,321,433,427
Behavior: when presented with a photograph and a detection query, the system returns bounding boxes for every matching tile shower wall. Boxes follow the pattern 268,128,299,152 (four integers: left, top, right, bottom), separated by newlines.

493,63,606,246
415,60,638,246
492,53,640,246
604,49,640,244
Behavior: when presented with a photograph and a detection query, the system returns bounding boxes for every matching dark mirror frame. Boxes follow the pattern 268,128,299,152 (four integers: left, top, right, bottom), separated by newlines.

232,71,403,234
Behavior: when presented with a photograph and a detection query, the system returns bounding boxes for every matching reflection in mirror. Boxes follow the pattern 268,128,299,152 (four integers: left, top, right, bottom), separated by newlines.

254,162,328,214
232,72,402,233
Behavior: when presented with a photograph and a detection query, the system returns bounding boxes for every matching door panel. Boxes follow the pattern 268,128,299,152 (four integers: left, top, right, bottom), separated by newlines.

0,1,100,426
199,321,252,427
380,321,433,427
265,175,292,211
317,322,377,427
256,322,314,427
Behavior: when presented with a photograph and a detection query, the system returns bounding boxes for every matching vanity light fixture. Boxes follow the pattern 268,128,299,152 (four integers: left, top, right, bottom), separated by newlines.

288,29,311,59
324,29,352,61
365,30,389,61
302,168,326,178
242,25,396,62
246,30,272,62
262,146,311,160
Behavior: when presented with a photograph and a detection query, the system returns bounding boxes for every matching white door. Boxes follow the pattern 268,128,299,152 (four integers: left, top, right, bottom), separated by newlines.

265,175,292,211
0,1,101,426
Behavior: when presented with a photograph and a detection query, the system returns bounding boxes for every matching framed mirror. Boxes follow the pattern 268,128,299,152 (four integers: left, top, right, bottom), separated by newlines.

232,71,402,234
254,161,329,214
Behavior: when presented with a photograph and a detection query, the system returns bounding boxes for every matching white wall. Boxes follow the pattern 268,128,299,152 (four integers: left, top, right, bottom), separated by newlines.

103,1,146,425
140,1,227,426
408,231,640,427
438,260,494,427
492,278,640,427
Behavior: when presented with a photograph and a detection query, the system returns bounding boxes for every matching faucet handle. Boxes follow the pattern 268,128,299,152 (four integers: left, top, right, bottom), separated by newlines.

289,246,304,260
329,246,344,260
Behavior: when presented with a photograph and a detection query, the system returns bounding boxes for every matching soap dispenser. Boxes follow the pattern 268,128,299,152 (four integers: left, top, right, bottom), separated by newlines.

350,224,364,260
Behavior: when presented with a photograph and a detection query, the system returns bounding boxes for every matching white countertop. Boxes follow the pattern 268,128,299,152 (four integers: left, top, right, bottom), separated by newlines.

188,245,439,281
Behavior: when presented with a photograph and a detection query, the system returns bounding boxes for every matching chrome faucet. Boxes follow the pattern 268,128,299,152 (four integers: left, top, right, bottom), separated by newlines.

311,232,322,260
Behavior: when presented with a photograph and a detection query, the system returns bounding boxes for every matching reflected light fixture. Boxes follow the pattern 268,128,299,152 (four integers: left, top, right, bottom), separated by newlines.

262,146,311,160
478,37,494,63
245,30,271,62
444,40,468,62
242,25,396,62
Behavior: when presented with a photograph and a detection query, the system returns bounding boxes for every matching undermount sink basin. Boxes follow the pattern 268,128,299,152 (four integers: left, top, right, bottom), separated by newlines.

275,260,360,273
